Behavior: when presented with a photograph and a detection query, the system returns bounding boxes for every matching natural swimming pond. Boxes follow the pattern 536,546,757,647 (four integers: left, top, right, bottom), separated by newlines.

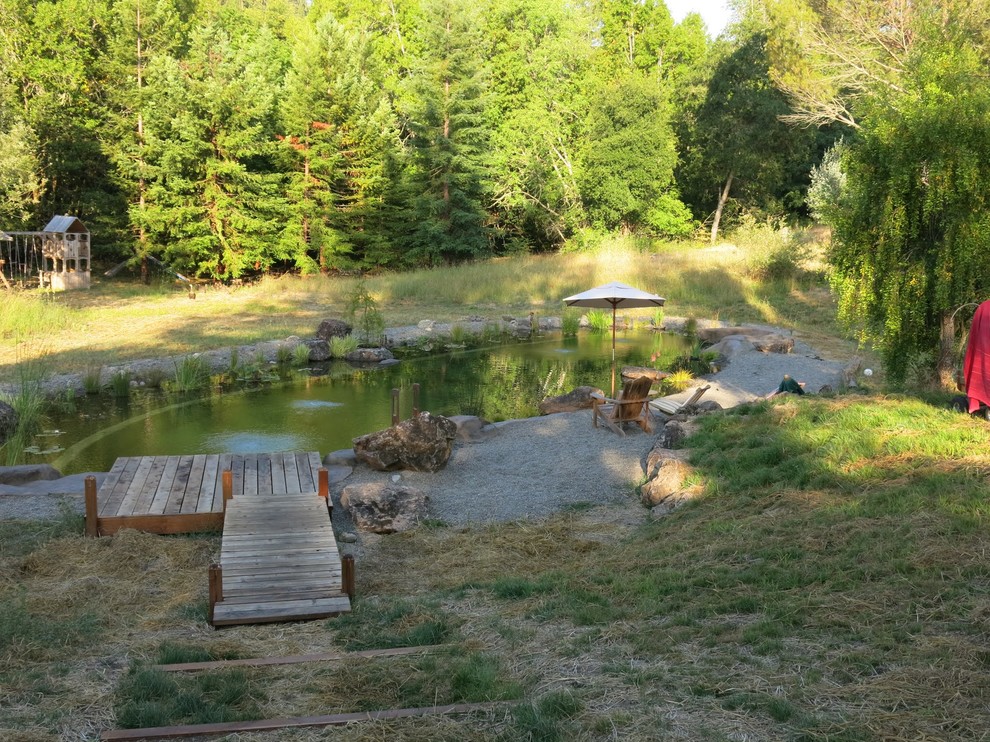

45,330,691,475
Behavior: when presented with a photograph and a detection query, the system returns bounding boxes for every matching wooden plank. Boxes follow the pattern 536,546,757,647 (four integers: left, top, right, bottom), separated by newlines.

220,534,337,547
223,563,343,585
195,454,220,514
219,556,341,570
297,451,317,492
220,539,337,553
164,455,195,515
242,455,258,496
219,559,340,574
213,453,232,512
179,455,208,514
257,454,273,496
99,702,500,740
155,645,444,673
109,456,158,517
270,453,287,495
230,455,246,500
96,458,134,517
122,456,168,517
97,512,223,536
283,452,302,494
210,595,352,624
147,456,181,514
221,572,343,590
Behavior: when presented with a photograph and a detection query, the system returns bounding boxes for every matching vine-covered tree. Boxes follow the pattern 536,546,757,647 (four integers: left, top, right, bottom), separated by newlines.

763,0,990,383
830,19,990,383
482,0,591,249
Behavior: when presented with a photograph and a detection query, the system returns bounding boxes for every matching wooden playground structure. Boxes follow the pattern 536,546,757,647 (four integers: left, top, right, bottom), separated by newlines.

1,215,91,290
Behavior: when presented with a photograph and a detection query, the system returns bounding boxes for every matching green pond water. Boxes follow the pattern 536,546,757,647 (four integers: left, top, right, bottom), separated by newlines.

44,330,690,475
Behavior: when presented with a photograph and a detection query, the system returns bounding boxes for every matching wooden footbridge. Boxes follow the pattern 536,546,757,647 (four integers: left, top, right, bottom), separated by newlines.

83,452,353,626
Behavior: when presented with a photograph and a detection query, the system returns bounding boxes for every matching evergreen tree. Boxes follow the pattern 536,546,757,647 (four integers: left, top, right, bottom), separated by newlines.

140,12,292,279
103,0,196,275
397,0,491,265
281,13,401,272
577,71,686,235
5,0,124,241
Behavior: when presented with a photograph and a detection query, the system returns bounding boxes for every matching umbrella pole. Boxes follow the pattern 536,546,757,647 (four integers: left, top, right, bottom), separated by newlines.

611,304,617,398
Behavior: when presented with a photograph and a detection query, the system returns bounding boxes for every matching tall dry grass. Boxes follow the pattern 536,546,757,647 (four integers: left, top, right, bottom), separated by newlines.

0,230,839,385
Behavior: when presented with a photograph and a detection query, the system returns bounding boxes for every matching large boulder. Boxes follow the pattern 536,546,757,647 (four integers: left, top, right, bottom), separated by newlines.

0,464,63,486
0,401,17,446
752,334,795,354
655,420,699,450
538,386,604,415
340,482,428,533
698,326,776,344
316,318,352,341
304,338,331,362
641,447,692,507
345,347,395,364
353,412,457,472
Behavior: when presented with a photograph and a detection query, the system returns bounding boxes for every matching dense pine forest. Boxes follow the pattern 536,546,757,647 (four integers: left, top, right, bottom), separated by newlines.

0,0,838,279
4,0,990,387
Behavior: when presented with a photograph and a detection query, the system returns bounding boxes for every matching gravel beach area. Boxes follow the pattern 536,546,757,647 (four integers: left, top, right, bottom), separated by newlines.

0,322,849,525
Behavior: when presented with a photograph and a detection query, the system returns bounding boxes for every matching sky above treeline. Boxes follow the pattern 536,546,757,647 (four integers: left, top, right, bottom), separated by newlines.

666,0,732,37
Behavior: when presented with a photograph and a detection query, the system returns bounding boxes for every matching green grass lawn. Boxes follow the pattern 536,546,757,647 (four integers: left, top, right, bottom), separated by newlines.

2,392,988,740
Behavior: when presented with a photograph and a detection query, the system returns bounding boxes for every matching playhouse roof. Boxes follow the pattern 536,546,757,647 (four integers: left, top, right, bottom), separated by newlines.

43,215,88,234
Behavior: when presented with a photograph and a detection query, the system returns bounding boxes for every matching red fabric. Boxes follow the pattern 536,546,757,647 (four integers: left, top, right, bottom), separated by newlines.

963,300,990,412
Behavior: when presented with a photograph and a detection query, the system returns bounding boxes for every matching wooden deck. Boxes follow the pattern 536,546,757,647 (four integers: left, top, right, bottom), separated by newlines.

210,492,352,626
83,452,353,626
87,452,327,536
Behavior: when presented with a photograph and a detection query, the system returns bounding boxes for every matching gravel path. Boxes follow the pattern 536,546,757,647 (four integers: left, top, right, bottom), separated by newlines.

0,322,850,524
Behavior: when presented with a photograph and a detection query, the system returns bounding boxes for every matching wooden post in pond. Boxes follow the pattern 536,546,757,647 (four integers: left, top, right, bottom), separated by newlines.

208,563,223,625
318,467,330,513
84,475,98,537
222,469,233,511
391,388,400,426
342,554,355,599
412,383,420,418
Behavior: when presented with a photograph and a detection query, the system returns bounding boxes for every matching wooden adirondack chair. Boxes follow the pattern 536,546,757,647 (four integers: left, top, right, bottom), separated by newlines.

592,376,654,435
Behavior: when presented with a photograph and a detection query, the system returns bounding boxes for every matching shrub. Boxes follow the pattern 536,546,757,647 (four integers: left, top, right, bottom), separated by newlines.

109,370,132,399
586,309,612,333
292,343,310,366
329,335,358,358
172,356,211,392
346,282,386,345
561,312,580,337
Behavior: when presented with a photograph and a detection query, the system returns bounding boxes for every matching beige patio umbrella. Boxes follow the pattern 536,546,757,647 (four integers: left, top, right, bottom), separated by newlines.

563,281,666,397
